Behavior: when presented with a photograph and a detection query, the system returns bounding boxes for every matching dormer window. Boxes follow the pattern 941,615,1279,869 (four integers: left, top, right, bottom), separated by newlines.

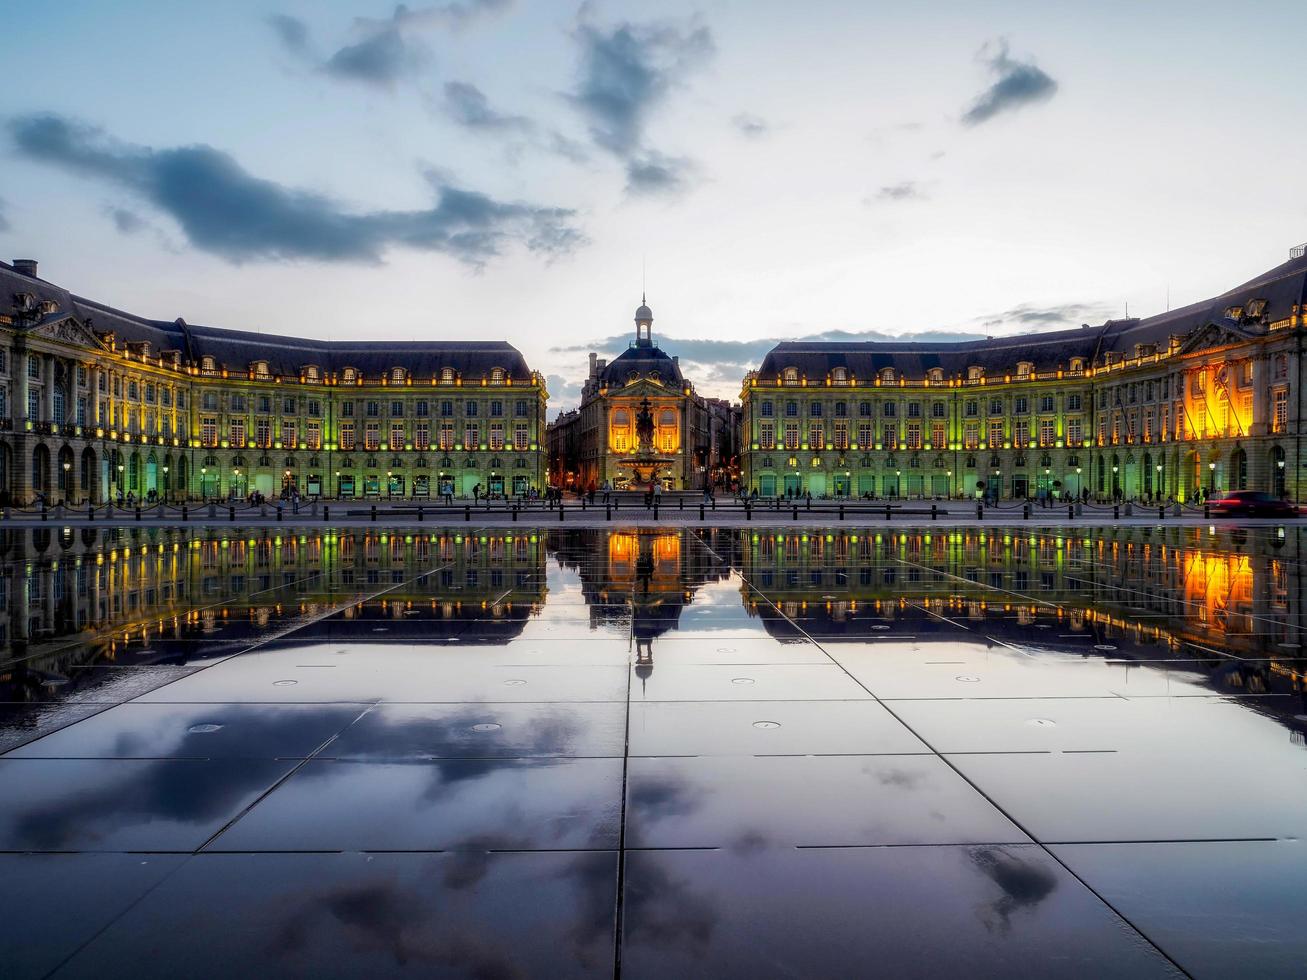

879,368,895,383
1016,361,1033,378
927,367,944,383
489,367,506,385
967,365,983,381
201,355,216,373
1245,298,1268,320
342,367,358,384
627,371,640,386
1134,343,1156,359
391,367,405,383
39,299,58,315
252,360,270,377
1224,306,1243,322
440,367,455,384
1068,357,1085,373
648,370,660,383
782,367,799,385
304,365,320,381
831,367,849,385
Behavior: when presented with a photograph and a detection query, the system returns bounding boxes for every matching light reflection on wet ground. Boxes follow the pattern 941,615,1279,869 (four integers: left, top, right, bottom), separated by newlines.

2,524,1305,978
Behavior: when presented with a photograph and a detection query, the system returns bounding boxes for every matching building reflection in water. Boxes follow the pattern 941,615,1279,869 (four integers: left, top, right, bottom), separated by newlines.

3,524,1306,736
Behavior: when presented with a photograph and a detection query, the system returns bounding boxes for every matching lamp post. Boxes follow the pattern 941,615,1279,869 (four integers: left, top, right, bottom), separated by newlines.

200,466,207,502
62,460,71,502
1075,466,1082,500
1208,460,1216,495
1155,463,1162,500
387,470,393,500
1277,457,1287,498
162,464,169,504
116,463,124,503
233,467,242,500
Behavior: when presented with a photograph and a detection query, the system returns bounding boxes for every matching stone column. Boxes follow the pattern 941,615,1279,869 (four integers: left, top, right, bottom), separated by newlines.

42,354,54,423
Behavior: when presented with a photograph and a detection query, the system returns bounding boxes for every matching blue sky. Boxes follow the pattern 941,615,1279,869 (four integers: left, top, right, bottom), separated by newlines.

4,0,1306,409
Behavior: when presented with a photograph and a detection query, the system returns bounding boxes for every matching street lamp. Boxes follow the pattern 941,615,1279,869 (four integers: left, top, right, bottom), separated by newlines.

200,466,207,502
162,464,170,504
387,470,393,500
62,460,71,500
1208,460,1216,493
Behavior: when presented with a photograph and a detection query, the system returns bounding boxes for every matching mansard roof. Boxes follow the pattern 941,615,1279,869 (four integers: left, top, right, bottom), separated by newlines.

758,251,1307,380
597,341,685,387
0,260,532,379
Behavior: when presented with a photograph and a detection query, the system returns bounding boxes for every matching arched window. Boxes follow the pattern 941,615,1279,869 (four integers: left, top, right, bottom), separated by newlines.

305,365,320,381
489,367,506,385
927,367,944,383
967,365,983,381
782,367,799,385
1068,357,1085,374
391,367,405,383
1016,361,1034,378
831,367,848,385
342,367,358,383
440,367,455,383
201,356,216,372
879,368,896,383
252,361,270,377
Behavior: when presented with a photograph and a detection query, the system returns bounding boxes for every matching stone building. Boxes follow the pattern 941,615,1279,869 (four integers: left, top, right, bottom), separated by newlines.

547,300,737,492
741,247,1307,502
0,259,547,505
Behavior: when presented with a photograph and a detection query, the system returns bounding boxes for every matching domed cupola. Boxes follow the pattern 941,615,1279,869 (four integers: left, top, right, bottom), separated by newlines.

635,295,653,347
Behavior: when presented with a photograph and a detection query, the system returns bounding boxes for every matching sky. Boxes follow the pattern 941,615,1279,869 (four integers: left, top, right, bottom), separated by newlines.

3,0,1306,413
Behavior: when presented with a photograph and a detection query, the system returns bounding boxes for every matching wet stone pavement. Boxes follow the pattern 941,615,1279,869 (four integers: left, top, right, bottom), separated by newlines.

2,523,1306,978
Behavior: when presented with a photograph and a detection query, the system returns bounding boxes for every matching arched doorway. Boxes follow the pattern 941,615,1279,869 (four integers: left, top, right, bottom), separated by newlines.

175,457,188,500
1183,450,1201,502
128,452,141,498
81,447,97,502
145,452,158,498
1230,448,1247,491
57,445,74,501
1142,452,1153,498
1271,445,1286,497
31,444,50,502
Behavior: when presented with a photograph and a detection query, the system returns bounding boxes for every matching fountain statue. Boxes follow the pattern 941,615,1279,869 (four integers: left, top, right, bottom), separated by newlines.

620,396,676,490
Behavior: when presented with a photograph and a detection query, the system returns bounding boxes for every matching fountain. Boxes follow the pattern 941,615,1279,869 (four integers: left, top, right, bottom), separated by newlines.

617,397,676,490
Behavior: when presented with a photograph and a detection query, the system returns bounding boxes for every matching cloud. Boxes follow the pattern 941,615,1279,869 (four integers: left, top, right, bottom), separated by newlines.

980,302,1114,328
325,27,425,87
962,39,1057,126
546,373,585,413
872,181,925,202
106,206,145,234
731,112,769,138
442,81,533,133
9,113,585,267
568,14,714,195
0,196,9,232
267,13,310,55
355,0,512,34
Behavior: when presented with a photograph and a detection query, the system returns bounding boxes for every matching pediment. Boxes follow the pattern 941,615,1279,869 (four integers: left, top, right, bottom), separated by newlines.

1177,319,1257,355
28,314,109,351
607,379,683,399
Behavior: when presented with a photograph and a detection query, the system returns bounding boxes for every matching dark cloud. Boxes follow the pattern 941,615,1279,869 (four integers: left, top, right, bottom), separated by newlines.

267,13,310,55
442,81,533,133
962,39,1057,126
568,15,713,195
546,373,584,412
106,206,145,234
980,302,1114,328
873,181,925,202
355,0,512,34
9,113,584,267
731,112,769,138
325,27,424,87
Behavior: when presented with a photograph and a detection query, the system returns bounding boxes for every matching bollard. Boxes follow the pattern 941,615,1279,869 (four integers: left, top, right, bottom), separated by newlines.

746,502,752,521
157,503,165,518
679,497,683,511
559,504,565,522
931,504,937,521
711,497,716,511
182,505,188,521
839,504,845,521
41,504,48,522
277,504,283,522
418,506,424,523
653,502,659,520
464,505,471,522
885,504,891,522
229,506,235,522
1204,504,1210,519
1113,505,1120,520
1173,502,1182,517
1124,502,1133,517
792,505,799,521
88,505,95,521
323,504,330,521
699,503,705,520
135,506,141,522
208,502,216,519
512,505,519,522
977,503,984,520
615,497,620,511
1068,504,1073,520
806,497,811,511
260,503,267,518
606,504,612,521
1159,505,1165,520
1023,503,1030,520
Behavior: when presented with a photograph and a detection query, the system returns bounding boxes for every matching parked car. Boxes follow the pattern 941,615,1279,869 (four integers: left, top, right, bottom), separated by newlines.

1209,490,1300,518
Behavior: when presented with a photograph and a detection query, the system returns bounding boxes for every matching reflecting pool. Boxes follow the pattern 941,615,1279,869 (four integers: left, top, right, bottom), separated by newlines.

2,525,1305,978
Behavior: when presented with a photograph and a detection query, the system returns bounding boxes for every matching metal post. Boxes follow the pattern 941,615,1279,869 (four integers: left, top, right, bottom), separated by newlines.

1023,503,1030,520
1068,504,1073,520
699,503,705,520
88,505,94,521
465,505,471,522
418,506,424,522
1113,504,1120,520
1204,503,1210,519
1159,505,1165,520
324,505,330,521
653,502,659,519
792,505,798,521
559,503,565,522
931,504,937,521
229,506,235,521
977,503,983,520
606,504,612,521
885,504,891,521
370,505,377,522
277,505,283,522
839,504,845,521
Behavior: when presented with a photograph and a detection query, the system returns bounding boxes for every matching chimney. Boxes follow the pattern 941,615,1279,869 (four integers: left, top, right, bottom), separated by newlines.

12,259,38,278
589,352,597,378
673,355,679,367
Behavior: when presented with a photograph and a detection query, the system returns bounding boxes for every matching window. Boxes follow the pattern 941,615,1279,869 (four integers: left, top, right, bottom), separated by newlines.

1240,361,1253,386
230,418,246,446
201,417,218,447
514,399,528,417
783,421,799,450
466,401,479,417
513,422,529,451
464,422,480,448
202,391,219,410
810,402,823,417
128,381,138,400
440,400,454,417
833,401,847,418
883,402,897,418
833,420,849,449
906,422,922,449
964,423,979,450
489,368,506,385
808,421,824,448
490,400,504,417
439,420,455,450
489,422,505,450
308,399,321,417
761,400,774,417
339,422,356,451
201,356,216,373
859,401,872,417
364,422,380,451
255,418,271,448
782,367,799,385
440,367,455,383
161,388,171,407
760,421,775,450
391,423,406,449
907,402,921,418
831,367,849,384
1014,396,1028,415
1273,388,1288,433
967,366,983,381
340,401,355,418
927,367,944,383
1275,355,1289,379
281,421,296,446
857,422,872,448
1013,426,1028,448
1039,418,1055,446
1016,362,1033,378
391,367,405,384
145,383,156,403
965,400,978,417
257,395,271,414
342,367,357,383
252,361,270,377
1066,393,1081,411
305,365,320,381
989,398,1003,416
988,420,1004,446
1068,357,1085,374
414,400,429,417
305,421,321,450
882,423,897,448
366,401,380,417
230,394,247,412
390,401,403,417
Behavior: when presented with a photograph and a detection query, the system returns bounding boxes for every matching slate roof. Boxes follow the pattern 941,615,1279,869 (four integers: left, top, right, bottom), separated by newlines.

1,260,533,380
758,252,1307,379
597,342,685,386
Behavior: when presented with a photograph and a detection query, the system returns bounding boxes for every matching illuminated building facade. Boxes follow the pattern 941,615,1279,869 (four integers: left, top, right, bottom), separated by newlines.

547,302,729,492
0,259,548,506
741,248,1307,501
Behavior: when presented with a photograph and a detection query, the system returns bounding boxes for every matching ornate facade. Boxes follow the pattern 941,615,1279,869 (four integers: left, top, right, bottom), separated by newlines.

741,248,1307,501
548,301,725,492
0,259,547,505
